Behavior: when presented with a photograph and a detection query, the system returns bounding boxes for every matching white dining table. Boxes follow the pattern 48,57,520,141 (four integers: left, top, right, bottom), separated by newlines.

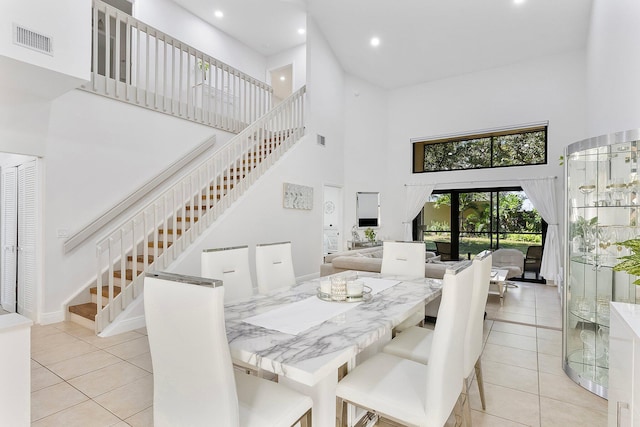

224,271,442,427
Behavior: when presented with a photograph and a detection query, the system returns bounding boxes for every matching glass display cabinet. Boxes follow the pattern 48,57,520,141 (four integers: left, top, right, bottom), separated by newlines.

565,129,640,398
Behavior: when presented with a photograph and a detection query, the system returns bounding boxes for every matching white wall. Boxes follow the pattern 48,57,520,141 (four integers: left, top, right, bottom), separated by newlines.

376,51,588,241
169,135,327,282
0,0,91,82
168,18,344,282
586,0,640,137
343,76,389,243
41,90,232,319
0,0,89,158
266,43,307,91
134,0,267,82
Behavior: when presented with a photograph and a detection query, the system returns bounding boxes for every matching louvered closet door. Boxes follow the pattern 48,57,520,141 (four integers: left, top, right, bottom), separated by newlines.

1,166,17,312
17,161,36,320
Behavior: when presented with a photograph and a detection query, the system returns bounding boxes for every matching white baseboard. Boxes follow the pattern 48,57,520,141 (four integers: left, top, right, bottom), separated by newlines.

39,310,65,325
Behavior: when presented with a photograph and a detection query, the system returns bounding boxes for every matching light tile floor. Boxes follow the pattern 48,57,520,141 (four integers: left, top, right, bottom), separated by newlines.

469,281,607,427
27,281,607,426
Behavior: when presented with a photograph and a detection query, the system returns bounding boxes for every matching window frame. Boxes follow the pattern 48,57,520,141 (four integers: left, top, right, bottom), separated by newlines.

415,186,547,283
412,124,548,173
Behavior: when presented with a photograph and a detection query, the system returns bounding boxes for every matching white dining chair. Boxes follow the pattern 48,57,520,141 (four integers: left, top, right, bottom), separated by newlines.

201,245,253,302
381,241,427,278
382,250,493,411
336,261,475,427
381,241,427,331
144,272,312,427
255,241,296,294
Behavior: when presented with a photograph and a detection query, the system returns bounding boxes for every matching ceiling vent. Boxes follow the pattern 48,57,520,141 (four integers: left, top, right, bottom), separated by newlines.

13,24,53,56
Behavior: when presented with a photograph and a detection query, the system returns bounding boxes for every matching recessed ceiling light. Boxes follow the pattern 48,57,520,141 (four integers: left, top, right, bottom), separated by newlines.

297,28,306,35
214,10,224,18
370,37,380,47
280,76,286,81
513,0,525,4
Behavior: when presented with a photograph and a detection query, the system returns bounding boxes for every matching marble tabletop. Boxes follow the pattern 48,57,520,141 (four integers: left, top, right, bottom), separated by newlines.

224,271,442,386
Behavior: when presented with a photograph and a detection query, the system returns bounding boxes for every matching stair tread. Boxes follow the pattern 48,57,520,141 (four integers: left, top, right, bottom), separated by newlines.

114,270,134,280
69,302,97,320
127,255,155,263
158,228,184,234
176,216,197,221
149,241,173,248
90,286,122,298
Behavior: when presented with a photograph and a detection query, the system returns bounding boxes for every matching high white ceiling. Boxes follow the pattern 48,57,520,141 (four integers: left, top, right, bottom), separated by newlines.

171,0,307,56
172,0,593,90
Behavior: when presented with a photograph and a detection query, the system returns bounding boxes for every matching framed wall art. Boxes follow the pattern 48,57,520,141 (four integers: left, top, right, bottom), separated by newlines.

283,183,313,210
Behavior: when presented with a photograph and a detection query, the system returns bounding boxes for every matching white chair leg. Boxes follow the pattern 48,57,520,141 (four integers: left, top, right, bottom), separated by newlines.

475,358,486,410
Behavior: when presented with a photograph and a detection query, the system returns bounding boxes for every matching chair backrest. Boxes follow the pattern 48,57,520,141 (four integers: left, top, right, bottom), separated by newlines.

525,245,543,267
492,248,525,270
201,245,253,302
435,241,454,261
424,261,475,427
464,250,493,377
255,241,296,294
144,272,239,427
380,241,426,278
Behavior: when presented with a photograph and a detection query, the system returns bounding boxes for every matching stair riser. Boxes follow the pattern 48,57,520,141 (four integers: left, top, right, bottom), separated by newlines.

113,277,130,287
155,234,177,243
91,293,114,306
68,311,95,330
127,261,149,271
148,242,172,249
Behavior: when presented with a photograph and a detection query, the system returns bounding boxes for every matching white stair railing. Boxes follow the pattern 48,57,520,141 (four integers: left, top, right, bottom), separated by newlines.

93,86,306,333
83,0,272,133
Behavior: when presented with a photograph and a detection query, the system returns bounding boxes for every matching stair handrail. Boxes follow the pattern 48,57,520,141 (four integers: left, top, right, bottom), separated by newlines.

91,86,306,332
63,137,216,254
85,0,273,133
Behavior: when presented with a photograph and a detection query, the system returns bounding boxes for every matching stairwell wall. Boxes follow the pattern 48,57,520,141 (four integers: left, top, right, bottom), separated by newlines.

166,17,345,283
133,0,267,82
41,89,235,322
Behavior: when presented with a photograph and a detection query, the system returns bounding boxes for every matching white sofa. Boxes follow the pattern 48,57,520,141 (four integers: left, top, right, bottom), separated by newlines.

320,246,448,278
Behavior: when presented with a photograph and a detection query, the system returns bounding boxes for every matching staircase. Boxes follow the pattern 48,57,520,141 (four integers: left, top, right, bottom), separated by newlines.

66,86,306,333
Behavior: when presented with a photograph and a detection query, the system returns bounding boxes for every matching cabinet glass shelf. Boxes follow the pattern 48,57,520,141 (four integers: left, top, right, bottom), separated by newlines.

564,129,640,399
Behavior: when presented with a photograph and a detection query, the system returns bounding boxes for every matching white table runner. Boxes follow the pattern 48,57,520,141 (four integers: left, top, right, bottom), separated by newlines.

243,277,400,335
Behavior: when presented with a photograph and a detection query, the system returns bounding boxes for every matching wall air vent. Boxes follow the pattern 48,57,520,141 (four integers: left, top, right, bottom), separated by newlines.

13,24,53,56
317,134,326,147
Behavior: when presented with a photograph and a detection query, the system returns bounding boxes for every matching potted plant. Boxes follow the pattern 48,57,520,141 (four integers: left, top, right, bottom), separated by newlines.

613,239,640,285
197,58,210,81
364,227,376,244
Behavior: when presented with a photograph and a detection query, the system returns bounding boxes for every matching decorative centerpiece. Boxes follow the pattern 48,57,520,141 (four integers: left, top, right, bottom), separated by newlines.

318,277,371,302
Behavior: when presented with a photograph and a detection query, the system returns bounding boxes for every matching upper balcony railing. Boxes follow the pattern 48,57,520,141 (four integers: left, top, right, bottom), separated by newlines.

84,0,273,133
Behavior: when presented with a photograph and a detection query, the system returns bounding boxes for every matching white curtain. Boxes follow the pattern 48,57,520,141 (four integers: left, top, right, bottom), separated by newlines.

520,177,561,283
403,184,435,241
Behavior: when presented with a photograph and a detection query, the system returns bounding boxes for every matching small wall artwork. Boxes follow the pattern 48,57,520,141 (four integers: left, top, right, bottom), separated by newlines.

283,183,313,210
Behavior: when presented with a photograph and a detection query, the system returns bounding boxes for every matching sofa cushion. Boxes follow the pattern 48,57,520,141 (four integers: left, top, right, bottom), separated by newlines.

332,256,383,272
324,246,382,263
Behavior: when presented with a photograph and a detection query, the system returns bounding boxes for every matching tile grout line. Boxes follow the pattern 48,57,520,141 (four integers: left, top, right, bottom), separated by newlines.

30,326,151,425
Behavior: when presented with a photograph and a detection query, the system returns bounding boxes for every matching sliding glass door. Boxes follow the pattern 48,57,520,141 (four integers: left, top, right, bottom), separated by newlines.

417,187,544,279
